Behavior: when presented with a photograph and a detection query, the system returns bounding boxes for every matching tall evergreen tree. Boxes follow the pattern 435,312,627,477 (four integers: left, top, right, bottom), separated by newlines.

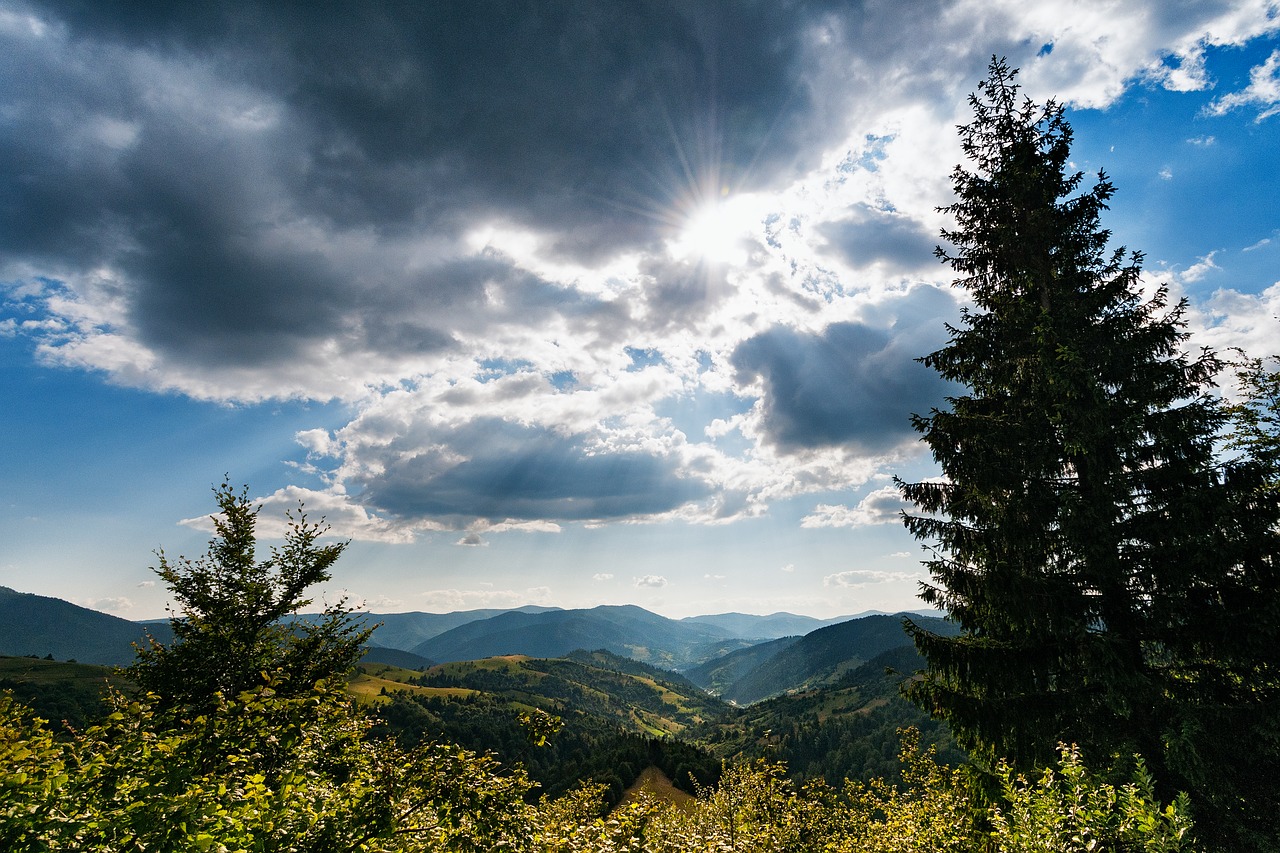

898,58,1279,850
128,481,372,713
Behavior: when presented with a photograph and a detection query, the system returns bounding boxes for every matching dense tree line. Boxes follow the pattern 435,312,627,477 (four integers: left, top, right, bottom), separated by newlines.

374,690,720,804
0,662,115,734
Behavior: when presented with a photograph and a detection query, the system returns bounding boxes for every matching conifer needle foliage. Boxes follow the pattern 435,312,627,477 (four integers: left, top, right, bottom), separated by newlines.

898,58,1280,851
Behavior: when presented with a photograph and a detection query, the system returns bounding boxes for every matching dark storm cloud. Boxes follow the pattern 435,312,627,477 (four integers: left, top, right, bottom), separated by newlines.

5,0,893,374
359,418,709,523
819,204,940,272
19,1,835,239
731,286,956,453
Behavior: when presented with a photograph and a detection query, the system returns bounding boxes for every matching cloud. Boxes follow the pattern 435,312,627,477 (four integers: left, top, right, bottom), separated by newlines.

354,417,712,525
801,484,913,528
818,204,939,274
802,479,948,529
417,587,553,611
178,485,437,544
1189,282,1280,363
633,575,669,588
85,596,134,613
592,573,614,582
1180,251,1221,284
455,533,487,547
8,1,1258,402
823,569,918,588
5,1,1279,544
1205,49,1280,121
136,580,156,588
780,563,796,573
732,291,955,454
352,595,405,612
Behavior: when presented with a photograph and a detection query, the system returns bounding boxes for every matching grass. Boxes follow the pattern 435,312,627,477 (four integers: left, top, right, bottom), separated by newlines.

617,766,696,812
0,655,124,686
347,673,478,704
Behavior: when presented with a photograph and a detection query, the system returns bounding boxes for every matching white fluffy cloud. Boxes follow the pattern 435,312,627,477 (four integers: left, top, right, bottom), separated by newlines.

1206,48,1280,120
801,485,913,529
823,569,919,588
417,587,553,611
633,575,669,589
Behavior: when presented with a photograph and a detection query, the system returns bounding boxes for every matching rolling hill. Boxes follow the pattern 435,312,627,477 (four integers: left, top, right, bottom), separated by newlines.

0,655,127,729
409,604,752,669
289,605,564,651
683,635,801,697
689,643,966,787
688,613,961,705
413,648,726,736
358,645,435,670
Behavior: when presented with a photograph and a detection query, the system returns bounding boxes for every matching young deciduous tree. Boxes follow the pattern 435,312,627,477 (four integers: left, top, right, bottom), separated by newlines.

127,480,372,713
899,58,1279,851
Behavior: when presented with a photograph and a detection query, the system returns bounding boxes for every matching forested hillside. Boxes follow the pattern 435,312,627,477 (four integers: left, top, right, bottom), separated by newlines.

0,587,172,666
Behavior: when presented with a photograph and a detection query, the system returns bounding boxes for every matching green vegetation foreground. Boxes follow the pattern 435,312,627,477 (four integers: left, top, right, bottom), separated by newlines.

0,482,1197,851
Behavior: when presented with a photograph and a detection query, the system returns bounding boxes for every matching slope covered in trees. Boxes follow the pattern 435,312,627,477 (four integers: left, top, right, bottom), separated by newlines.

0,587,172,666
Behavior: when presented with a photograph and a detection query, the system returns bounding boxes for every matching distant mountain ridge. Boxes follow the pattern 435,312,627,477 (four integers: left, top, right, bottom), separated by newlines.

686,613,962,704
0,586,172,666
290,605,563,652
409,604,751,669
679,612,848,639
0,587,950,684
742,612,961,703
684,635,801,696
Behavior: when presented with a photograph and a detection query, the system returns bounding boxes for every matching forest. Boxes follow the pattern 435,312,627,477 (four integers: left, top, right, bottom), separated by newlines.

3,60,1278,851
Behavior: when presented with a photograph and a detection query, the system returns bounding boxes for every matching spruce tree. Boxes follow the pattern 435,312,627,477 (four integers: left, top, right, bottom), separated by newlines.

129,481,372,713
899,58,1279,850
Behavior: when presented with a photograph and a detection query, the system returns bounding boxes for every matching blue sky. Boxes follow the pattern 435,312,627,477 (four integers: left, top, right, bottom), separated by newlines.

2,2,1278,620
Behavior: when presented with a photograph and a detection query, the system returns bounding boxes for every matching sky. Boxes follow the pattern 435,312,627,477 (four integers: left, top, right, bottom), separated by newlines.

2,1,1279,622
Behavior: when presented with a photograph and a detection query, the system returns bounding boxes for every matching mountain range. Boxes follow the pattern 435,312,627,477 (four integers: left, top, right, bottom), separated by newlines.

0,586,948,701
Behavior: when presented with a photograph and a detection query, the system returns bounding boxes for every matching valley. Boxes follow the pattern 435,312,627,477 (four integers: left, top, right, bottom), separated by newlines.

0,587,957,803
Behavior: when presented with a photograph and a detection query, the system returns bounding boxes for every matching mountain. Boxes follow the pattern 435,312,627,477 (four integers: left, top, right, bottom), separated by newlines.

683,635,801,696
712,613,960,705
680,612,852,639
370,605,562,649
359,645,435,670
412,648,726,735
0,587,171,666
409,604,742,669
689,644,966,787
292,605,562,651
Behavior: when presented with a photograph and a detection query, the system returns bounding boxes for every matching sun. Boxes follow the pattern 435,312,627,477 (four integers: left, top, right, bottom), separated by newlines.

671,194,759,266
